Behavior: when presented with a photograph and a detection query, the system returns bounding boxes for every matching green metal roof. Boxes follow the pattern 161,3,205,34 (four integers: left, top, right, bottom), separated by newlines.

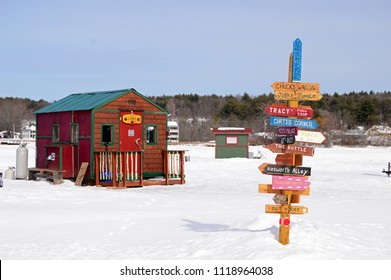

35,88,167,113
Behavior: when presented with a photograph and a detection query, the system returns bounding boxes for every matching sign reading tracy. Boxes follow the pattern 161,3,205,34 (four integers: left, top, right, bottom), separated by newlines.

265,104,313,118
270,116,318,130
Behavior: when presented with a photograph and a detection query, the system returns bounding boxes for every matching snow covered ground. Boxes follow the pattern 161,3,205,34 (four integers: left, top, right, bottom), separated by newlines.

1,142,391,260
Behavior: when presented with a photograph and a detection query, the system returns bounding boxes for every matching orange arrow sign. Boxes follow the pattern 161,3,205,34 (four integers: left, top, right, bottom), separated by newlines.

272,82,322,101
265,143,314,157
265,204,308,214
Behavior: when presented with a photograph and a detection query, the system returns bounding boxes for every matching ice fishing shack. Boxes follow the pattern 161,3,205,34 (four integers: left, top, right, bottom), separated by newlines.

211,127,252,158
33,88,185,187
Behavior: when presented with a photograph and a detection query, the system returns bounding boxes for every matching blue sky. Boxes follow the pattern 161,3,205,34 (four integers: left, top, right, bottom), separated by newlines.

1,0,390,101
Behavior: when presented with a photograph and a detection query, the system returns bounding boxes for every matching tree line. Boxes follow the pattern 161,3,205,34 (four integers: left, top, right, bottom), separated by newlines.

0,97,48,137
150,91,391,142
1,91,391,142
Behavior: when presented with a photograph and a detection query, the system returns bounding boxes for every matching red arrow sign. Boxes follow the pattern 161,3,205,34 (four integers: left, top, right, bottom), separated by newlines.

265,104,313,119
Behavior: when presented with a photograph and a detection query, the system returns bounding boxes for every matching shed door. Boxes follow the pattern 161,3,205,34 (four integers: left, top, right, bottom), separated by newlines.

120,111,143,151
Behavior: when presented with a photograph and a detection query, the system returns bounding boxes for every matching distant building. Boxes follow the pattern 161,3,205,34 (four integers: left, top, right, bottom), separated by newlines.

167,121,179,142
21,123,36,140
211,127,252,158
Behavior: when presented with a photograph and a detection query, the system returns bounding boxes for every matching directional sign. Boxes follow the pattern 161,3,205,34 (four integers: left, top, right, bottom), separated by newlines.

258,184,311,196
292,38,302,82
277,126,298,136
273,194,288,205
258,163,311,176
272,82,322,101
272,175,310,190
275,153,294,165
270,116,318,130
265,104,313,119
296,129,326,144
265,204,308,214
276,135,295,145
265,143,315,157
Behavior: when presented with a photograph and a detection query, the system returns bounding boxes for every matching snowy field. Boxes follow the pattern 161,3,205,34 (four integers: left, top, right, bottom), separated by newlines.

1,142,391,260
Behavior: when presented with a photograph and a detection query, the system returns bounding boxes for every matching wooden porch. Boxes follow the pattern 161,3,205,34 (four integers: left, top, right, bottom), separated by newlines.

94,150,186,188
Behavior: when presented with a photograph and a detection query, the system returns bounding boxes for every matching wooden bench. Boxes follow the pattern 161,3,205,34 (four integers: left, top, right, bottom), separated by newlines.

28,168,64,185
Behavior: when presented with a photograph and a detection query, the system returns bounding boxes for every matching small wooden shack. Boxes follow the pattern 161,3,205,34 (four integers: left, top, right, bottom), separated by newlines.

212,127,252,158
34,88,185,187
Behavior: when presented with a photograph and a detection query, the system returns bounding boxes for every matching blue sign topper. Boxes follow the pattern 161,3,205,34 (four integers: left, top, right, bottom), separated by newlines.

292,38,302,82
270,116,318,130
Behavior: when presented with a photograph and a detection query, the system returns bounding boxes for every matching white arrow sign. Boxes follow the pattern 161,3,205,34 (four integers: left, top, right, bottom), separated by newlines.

296,129,326,144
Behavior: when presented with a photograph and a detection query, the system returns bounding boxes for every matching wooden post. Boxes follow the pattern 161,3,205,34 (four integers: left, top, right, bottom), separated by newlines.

278,52,303,245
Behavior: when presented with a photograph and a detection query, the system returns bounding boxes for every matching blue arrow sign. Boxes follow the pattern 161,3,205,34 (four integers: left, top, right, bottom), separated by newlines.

292,38,302,82
270,116,318,130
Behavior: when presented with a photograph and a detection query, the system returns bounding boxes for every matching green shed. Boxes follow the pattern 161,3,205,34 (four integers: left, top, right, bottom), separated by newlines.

212,127,252,158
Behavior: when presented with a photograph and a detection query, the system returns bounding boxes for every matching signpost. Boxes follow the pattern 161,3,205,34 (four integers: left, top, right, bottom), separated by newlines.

296,129,326,144
272,82,322,101
258,163,311,176
277,126,297,136
265,143,314,157
272,175,310,190
270,116,318,130
258,38,324,245
265,104,313,119
265,204,308,215
276,135,295,145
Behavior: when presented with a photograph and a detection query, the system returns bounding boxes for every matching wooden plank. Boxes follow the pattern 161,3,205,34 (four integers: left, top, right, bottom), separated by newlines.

272,175,310,190
258,163,311,176
75,162,89,186
259,184,310,196
265,204,308,214
265,143,314,157
264,104,313,119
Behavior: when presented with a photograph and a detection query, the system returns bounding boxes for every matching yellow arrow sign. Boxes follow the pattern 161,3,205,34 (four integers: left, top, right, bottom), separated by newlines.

272,82,322,101
265,204,308,214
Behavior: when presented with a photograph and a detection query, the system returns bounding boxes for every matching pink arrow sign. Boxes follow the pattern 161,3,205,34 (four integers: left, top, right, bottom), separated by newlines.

272,175,311,190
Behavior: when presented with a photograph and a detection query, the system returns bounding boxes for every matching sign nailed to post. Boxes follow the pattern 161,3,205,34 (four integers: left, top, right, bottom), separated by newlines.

265,204,308,214
272,82,322,101
265,143,315,157
265,104,313,119
270,116,318,130
258,163,311,176
272,175,310,190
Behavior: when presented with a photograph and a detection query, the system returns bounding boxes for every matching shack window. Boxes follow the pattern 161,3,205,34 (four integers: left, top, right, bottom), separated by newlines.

52,124,60,143
71,123,79,144
226,136,238,145
146,125,157,145
101,124,114,145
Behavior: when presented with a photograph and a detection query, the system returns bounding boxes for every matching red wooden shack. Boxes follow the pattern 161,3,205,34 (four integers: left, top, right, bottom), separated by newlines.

34,88,185,187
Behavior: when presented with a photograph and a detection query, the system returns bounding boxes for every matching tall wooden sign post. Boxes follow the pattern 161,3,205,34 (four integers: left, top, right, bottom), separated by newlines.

259,38,325,245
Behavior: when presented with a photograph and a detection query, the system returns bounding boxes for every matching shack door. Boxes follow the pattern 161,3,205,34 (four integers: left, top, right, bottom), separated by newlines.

120,111,143,151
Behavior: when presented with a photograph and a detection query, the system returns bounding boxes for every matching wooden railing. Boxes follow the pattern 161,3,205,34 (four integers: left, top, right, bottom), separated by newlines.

164,150,185,184
95,151,143,187
94,150,186,187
